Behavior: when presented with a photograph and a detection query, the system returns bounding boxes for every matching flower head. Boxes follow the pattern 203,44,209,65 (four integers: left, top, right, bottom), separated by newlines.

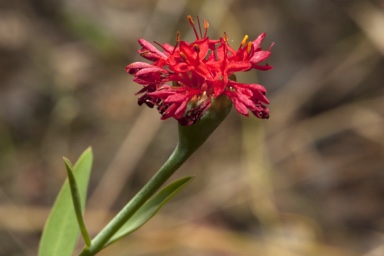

126,16,274,125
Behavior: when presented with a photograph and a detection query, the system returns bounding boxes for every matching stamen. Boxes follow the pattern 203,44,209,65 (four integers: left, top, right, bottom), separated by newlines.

172,31,180,54
187,15,199,39
203,19,209,38
223,32,228,42
193,44,200,61
247,41,252,53
268,42,275,50
193,44,200,53
176,31,180,44
154,41,166,51
196,16,203,39
180,52,187,60
241,35,249,46
139,50,150,56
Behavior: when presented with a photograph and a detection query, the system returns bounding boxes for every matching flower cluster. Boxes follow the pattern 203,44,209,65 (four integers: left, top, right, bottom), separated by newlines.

126,16,274,125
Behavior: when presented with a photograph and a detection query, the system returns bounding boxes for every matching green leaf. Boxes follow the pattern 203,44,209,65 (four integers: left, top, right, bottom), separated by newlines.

38,147,93,256
64,158,92,248
105,176,193,247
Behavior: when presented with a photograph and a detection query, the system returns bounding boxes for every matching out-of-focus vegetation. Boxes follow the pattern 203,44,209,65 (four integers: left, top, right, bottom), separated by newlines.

1,0,384,255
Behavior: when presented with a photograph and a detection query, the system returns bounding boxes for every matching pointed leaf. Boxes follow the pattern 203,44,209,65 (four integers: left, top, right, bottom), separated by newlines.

105,176,193,247
38,147,93,256
64,158,91,248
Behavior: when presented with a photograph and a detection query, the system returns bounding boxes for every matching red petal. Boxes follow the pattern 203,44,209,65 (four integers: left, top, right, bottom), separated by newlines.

227,61,251,73
213,77,226,97
179,41,195,59
224,91,250,116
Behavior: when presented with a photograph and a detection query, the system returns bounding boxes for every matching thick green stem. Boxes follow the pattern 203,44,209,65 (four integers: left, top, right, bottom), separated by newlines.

79,95,232,256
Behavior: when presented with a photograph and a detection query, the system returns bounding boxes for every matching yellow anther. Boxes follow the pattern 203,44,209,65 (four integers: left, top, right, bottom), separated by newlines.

223,32,228,42
176,31,180,42
241,35,249,46
247,41,252,53
187,15,194,25
180,52,187,59
188,15,199,39
204,19,209,30
203,19,209,38
193,44,200,52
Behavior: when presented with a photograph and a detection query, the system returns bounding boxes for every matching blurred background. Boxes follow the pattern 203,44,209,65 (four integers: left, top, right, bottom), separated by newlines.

1,0,384,255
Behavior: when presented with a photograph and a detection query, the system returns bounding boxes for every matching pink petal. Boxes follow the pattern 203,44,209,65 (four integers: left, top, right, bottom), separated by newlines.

252,33,266,50
251,64,273,70
136,67,167,76
249,51,271,64
174,100,188,117
165,93,188,103
138,39,167,58
161,43,175,54
224,91,249,116
125,62,155,74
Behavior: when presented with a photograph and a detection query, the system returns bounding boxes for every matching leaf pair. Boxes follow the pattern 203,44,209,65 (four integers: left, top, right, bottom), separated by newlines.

38,148,192,256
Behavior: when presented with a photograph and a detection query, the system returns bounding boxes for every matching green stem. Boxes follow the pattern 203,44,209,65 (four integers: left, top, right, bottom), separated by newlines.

79,95,232,256
79,142,192,256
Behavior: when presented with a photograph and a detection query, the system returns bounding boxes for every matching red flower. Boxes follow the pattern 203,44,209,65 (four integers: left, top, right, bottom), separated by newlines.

126,16,274,125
